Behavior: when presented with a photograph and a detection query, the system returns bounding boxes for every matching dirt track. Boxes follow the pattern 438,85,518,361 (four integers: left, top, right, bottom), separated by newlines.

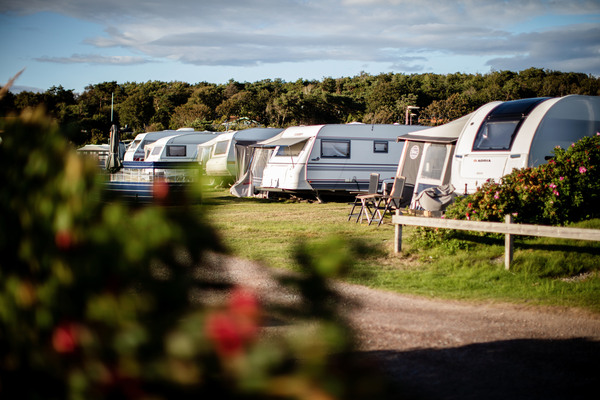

214,255,600,400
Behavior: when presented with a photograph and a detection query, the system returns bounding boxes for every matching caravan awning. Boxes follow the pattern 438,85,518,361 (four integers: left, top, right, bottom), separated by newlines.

253,136,309,148
396,134,457,144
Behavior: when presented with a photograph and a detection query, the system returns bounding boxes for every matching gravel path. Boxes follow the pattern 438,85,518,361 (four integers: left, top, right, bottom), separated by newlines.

211,254,600,400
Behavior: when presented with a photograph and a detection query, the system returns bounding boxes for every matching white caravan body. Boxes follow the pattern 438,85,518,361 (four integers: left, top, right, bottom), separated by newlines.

200,128,283,178
258,123,427,196
452,95,600,194
144,132,218,162
124,128,194,161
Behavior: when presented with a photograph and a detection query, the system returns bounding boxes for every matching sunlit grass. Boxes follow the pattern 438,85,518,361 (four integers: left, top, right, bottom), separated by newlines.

201,188,600,312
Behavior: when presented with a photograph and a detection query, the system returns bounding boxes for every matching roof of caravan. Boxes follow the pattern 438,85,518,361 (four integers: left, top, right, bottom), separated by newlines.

134,130,181,140
151,132,218,146
78,144,110,152
232,127,283,141
397,112,474,144
198,128,284,148
255,123,428,147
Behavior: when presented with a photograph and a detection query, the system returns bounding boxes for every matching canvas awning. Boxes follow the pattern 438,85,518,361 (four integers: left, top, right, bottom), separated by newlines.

397,111,473,144
253,136,309,148
396,134,457,144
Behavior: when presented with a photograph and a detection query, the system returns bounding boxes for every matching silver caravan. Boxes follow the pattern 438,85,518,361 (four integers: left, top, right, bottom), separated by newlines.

199,128,283,180
452,95,600,194
257,123,426,197
124,128,195,161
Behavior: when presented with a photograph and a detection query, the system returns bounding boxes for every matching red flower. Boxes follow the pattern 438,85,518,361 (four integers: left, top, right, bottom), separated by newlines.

206,312,244,358
52,322,79,353
55,229,73,250
206,287,261,358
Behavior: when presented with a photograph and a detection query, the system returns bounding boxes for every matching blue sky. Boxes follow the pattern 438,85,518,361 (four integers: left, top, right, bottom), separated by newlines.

1,0,599,94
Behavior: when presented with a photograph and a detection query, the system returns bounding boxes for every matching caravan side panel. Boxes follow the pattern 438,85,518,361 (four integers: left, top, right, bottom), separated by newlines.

306,136,404,191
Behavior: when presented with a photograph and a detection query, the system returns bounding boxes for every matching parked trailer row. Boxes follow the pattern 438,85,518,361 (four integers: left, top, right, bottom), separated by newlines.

229,95,600,208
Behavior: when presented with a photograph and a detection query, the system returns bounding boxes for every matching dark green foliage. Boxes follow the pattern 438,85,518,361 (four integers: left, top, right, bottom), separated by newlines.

2,68,598,144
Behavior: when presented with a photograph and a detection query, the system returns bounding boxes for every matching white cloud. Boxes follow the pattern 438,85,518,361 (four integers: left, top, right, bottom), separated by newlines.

3,0,600,74
36,54,150,65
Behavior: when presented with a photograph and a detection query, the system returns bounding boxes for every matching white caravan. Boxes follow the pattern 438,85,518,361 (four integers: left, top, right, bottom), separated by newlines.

199,128,283,180
257,123,427,198
452,95,600,194
144,131,218,162
124,128,195,161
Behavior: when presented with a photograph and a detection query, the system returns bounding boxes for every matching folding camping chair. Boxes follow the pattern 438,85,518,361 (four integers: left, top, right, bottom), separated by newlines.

368,176,406,226
347,173,380,223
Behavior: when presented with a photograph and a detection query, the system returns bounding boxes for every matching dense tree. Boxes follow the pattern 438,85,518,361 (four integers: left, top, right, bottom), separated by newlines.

2,68,598,144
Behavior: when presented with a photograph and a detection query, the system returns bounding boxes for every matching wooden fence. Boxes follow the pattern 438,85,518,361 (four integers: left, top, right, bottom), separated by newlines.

392,213,600,270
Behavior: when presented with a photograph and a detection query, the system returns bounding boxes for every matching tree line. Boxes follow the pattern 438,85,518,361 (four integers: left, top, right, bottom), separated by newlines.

1,68,599,145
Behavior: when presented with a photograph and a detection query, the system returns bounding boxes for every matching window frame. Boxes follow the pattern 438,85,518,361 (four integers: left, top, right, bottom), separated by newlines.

213,140,229,156
321,139,351,159
166,145,187,157
373,140,389,153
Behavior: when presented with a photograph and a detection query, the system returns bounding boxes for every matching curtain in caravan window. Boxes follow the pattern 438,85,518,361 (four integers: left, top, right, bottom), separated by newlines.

321,140,350,158
166,145,186,157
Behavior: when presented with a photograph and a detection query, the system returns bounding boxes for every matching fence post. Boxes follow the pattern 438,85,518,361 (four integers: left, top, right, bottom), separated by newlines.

394,209,402,253
505,214,513,270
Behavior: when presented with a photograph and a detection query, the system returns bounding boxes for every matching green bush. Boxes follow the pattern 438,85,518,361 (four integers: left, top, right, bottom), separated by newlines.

446,134,600,225
0,109,391,399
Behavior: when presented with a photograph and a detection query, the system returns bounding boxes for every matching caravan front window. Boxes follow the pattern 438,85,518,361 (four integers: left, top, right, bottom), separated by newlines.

214,140,228,155
420,144,447,180
473,119,520,151
275,140,307,157
167,145,186,157
321,140,350,158
151,146,163,156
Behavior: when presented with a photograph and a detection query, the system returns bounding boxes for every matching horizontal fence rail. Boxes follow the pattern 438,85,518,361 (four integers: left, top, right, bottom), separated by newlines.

392,213,600,270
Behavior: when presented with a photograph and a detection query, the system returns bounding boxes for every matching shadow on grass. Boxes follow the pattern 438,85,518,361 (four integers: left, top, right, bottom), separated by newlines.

447,231,600,256
364,337,600,400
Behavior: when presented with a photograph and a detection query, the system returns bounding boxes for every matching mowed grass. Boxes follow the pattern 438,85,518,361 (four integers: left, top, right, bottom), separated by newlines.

200,188,600,313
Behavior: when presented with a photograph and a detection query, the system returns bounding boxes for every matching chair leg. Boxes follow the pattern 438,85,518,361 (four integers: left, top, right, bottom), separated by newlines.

347,197,361,222
376,199,401,226
359,198,371,223
368,197,385,226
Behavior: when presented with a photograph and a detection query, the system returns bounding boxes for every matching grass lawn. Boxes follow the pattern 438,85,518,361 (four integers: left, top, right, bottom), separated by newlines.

200,188,600,313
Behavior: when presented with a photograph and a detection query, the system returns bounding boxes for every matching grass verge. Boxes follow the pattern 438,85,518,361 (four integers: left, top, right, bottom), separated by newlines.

201,188,600,313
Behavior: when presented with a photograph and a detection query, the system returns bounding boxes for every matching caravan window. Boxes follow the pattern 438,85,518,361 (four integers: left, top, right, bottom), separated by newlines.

374,141,388,153
473,119,520,151
213,140,229,155
420,144,447,180
275,140,307,157
151,146,163,156
167,145,186,157
321,140,350,158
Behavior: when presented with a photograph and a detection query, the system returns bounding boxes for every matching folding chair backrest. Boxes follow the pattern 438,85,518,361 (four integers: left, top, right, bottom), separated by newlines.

389,176,406,199
367,173,380,194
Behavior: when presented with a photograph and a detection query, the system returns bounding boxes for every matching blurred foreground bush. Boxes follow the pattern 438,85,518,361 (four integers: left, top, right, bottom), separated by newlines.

0,108,392,399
